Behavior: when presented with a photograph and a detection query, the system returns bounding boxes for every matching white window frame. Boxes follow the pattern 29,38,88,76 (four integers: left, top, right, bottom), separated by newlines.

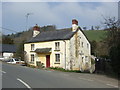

81,42,84,48
55,42,60,50
85,56,88,62
87,43,89,49
31,54,34,62
55,54,60,62
31,44,35,51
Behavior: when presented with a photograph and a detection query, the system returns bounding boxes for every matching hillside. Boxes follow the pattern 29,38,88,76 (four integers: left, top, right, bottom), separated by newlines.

83,30,107,42
4,25,56,45
3,27,107,45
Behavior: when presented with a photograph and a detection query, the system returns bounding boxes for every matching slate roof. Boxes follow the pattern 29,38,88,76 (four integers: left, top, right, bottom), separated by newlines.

35,48,52,53
26,29,75,43
0,44,17,53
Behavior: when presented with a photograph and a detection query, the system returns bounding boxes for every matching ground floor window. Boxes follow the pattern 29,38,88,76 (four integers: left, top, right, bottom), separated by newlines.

55,54,60,62
85,56,88,62
31,54,34,62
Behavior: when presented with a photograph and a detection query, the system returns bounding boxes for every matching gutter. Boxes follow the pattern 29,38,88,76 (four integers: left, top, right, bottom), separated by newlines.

63,40,66,70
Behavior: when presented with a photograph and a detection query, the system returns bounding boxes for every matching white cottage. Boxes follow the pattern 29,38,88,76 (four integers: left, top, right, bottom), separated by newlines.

24,19,92,71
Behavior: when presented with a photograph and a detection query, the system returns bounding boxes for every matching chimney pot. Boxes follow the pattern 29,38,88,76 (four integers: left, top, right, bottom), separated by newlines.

33,24,40,37
72,19,78,25
72,19,78,32
33,24,40,31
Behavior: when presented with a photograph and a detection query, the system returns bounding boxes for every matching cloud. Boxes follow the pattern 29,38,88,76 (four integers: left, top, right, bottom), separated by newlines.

2,2,118,34
2,0,119,2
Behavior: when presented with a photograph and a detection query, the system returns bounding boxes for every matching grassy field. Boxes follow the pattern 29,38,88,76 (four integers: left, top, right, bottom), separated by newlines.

83,30,107,42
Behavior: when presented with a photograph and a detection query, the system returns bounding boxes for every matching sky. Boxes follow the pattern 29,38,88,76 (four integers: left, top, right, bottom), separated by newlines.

1,0,119,35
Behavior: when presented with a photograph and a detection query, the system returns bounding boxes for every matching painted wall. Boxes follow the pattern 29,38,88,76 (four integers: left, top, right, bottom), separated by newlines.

24,29,91,71
69,29,91,71
24,40,67,68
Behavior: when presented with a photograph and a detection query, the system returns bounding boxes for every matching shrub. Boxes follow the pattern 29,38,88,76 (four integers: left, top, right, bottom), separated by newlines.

49,67,81,73
91,58,95,65
27,64,36,68
36,61,45,68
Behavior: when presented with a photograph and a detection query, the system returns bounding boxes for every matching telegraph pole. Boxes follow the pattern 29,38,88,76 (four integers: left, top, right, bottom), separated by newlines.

25,13,33,31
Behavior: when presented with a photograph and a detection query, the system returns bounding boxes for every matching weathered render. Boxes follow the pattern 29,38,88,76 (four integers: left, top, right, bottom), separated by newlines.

68,29,91,71
24,19,92,71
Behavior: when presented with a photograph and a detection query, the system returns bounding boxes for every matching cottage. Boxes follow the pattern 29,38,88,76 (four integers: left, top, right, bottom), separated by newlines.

0,44,16,60
24,19,91,71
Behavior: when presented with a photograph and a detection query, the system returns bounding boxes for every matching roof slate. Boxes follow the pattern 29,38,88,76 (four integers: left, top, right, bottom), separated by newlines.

26,29,75,43
0,44,17,53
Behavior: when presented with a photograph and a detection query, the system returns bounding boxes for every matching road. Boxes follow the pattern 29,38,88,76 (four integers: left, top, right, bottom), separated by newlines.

1,62,119,89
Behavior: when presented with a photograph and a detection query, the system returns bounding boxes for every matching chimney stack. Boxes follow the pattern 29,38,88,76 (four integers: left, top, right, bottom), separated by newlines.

33,24,40,37
72,19,78,32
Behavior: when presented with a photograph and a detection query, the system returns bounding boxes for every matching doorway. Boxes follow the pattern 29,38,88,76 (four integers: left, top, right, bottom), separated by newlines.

46,55,50,68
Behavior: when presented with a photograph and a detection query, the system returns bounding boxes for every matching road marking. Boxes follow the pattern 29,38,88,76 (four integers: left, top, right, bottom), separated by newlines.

106,84,118,88
79,77,93,82
0,70,6,74
17,78,32,90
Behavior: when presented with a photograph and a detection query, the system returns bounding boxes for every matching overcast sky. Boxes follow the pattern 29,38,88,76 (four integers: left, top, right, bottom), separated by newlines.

1,1,118,35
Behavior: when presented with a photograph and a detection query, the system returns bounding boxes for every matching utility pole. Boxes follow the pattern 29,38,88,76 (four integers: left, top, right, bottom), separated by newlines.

25,13,33,31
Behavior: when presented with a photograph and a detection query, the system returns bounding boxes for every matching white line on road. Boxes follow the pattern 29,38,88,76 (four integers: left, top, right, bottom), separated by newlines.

79,77,93,82
17,78,32,90
106,84,118,88
0,70,6,74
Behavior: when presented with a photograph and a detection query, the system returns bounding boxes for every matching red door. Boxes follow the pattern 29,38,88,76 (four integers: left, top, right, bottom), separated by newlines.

46,55,50,68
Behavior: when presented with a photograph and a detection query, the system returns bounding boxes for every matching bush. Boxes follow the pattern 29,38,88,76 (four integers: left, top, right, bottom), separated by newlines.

49,67,81,73
27,64,36,68
91,58,95,65
36,61,45,68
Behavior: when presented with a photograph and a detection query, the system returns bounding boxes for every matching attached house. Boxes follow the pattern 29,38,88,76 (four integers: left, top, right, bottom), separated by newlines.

0,44,16,60
24,19,92,71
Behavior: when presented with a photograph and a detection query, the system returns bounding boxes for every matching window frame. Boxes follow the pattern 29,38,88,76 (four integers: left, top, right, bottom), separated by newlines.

85,56,88,62
31,54,34,62
55,54,60,62
87,43,89,49
55,42,60,50
31,44,35,51
81,42,84,48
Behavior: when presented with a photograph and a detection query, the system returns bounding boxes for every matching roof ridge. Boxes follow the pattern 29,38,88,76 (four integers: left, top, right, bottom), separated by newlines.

41,28,71,33
26,29,74,43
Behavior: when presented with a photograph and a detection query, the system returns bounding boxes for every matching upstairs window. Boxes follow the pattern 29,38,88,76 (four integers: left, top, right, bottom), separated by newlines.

31,54,34,62
31,44,35,51
55,54,60,62
85,56,88,62
87,43,89,49
55,42,60,50
81,42,84,48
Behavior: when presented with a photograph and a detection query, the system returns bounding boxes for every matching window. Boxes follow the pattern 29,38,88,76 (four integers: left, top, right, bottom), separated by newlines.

31,44,35,51
55,54,60,62
14,59,19,61
10,59,14,62
82,57,84,62
85,56,88,62
81,42,84,47
55,42,60,50
31,54,34,62
87,43,89,49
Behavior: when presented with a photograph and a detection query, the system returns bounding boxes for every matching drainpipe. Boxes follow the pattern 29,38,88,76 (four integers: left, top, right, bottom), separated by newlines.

63,40,66,70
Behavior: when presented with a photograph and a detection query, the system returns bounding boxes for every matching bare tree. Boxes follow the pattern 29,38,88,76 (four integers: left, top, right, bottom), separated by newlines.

103,17,120,74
